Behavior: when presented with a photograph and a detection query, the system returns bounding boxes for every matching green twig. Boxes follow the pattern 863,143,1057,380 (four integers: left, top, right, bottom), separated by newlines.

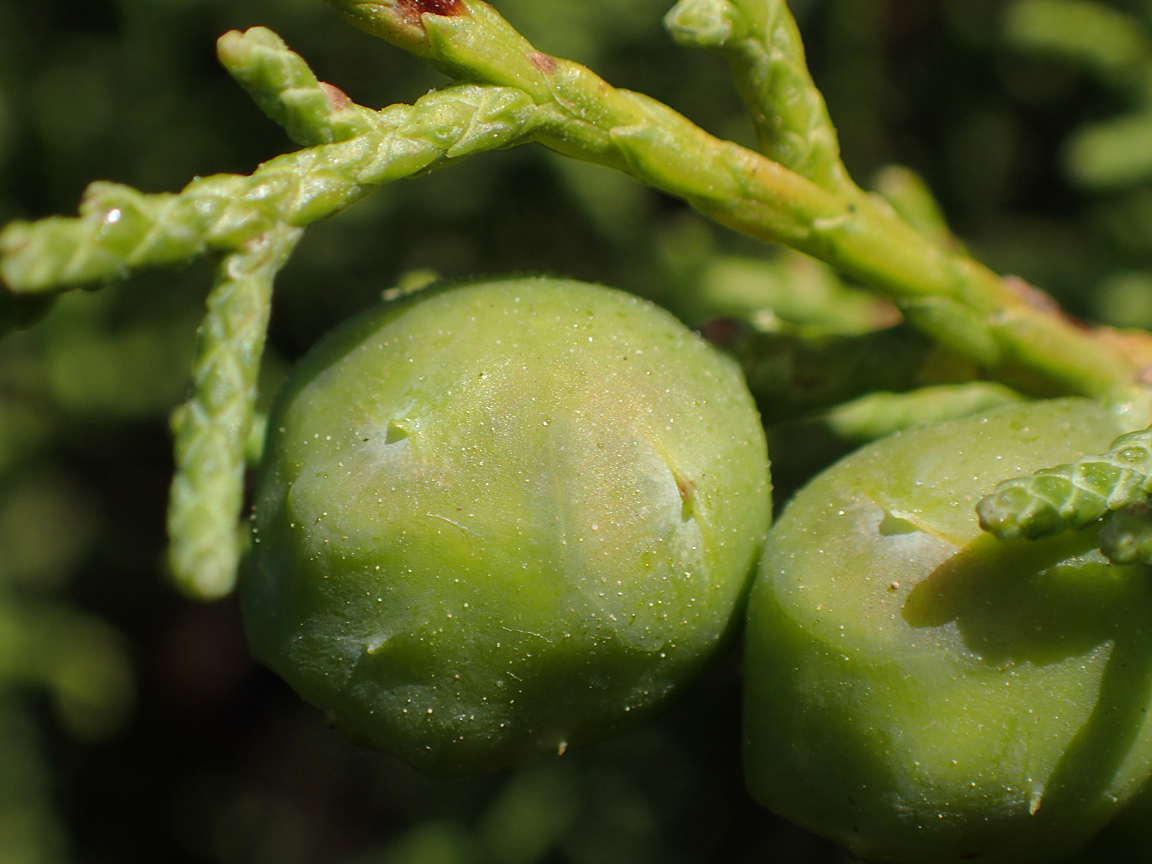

675,250,898,333
977,424,1152,542
167,224,302,600
870,165,961,251
0,77,545,297
1099,500,1152,564
823,382,1024,443
217,26,376,146
664,0,856,195
4,8,1147,397
322,0,1146,400
769,383,1027,499
7,6,1152,592
0,28,562,602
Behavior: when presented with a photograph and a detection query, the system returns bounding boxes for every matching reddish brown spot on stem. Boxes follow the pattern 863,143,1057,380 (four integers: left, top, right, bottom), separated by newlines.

1003,275,1062,315
1004,274,1095,332
527,51,557,74
1097,327,1152,380
319,82,353,112
396,0,466,25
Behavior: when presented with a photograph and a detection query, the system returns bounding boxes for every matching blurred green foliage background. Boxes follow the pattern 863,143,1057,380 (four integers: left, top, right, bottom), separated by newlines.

6,0,1152,862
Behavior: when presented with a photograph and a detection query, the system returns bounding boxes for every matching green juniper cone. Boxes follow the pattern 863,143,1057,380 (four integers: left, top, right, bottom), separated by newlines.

243,277,770,775
745,398,1152,864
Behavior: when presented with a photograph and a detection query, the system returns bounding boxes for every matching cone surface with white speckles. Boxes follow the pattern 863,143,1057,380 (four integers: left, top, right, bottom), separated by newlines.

243,277,770,775
745,398,1152,863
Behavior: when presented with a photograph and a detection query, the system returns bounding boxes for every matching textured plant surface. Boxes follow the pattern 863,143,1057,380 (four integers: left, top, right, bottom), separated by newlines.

747,398,1152,864
6,0,1152,862
245,277,770,776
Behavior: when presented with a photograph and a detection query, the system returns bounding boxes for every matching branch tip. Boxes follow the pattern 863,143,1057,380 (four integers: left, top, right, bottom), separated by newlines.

216,29,242,60
319,81,354,111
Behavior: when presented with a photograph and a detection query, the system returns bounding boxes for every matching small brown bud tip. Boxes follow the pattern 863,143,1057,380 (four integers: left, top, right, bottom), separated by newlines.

1002,275,1062,316
528,51,557,74
319,82,353,111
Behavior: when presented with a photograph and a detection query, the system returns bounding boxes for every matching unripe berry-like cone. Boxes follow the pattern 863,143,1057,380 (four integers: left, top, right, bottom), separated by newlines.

244,278,770,775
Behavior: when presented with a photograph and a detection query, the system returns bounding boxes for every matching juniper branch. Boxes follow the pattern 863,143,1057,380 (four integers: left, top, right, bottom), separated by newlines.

664,0,856,195
0,79,544,297
217,26,376,146
1099,500,1152,565
977,424,1152,542
871,165,962,251
823,383,1024,443
0,29,563,603
167,224,302,600
321,0,1146,401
